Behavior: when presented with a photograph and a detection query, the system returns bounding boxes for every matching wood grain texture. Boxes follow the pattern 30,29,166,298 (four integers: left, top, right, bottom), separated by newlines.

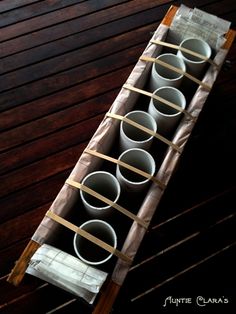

0,1,235,313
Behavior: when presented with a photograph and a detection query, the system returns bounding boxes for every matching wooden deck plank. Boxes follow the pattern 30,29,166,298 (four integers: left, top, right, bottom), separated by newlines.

133,188,236,263
0,66,131,132
0,19,156,76
0,0,128,42
0,21,156,92
118,244,236,312
0,170,69,224
0,143,86,197
0,0,84,27
0,90,116,153
0,0,40,13
0,281,80,314
0,0,169,57
0,204,49,251
121,216,236,298
0,44,143,111
0,276,42,306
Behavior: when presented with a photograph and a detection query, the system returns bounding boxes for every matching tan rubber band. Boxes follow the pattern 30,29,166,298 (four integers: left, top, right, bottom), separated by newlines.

106,112,181,153
139,55,211,91
46,210,132,263
66,178,149,229
123,83,194,120
84,148,166,189
150,39,219,68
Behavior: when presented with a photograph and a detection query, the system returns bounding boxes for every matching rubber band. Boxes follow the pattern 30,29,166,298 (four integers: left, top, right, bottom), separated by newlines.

123,83,194,120
84,148,166,189
65,178,149,229
150,39,219,68
139,55,212,91
46,210,132,263
106,112,182,153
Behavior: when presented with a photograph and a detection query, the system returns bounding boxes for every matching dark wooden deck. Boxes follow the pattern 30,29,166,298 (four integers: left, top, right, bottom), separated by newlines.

0,1,235,313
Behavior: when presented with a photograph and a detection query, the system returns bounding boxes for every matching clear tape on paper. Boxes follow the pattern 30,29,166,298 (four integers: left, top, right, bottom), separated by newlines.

169,4,231,50
26,244,108,304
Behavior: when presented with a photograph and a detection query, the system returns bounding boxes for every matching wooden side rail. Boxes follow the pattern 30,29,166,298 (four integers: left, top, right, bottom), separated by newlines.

7,240,40,286
93,280,121,314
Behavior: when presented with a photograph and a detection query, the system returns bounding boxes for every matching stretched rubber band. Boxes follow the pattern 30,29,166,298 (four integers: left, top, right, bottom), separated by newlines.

84,148,166,189
46,210,132,263
106,112,182,153
66,178,149,229
139,55,211,91
123,83,194,120
150,39,219,68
